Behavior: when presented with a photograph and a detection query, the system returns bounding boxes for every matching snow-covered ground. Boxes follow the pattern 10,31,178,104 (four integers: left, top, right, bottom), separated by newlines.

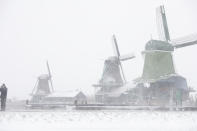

0,110,197,131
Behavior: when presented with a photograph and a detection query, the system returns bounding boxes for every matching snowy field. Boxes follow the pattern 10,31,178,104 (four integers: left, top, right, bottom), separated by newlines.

0,110,197,131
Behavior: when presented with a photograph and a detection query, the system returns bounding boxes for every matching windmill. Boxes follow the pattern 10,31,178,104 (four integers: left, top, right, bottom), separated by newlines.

30,61,54,103
136,5,197,105
93,35,135,103
142,5,197,81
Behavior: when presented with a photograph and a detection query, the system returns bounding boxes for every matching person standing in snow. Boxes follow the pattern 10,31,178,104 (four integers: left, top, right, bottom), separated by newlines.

0,84,8,111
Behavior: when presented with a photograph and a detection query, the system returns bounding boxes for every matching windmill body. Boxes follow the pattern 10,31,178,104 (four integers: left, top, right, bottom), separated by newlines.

134,5,197,106
97,56,124,88
142,40,175,80
35,75,51,95
94,57,124,104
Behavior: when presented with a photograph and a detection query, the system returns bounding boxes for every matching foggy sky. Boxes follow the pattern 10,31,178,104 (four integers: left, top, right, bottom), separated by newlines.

0,0,197,99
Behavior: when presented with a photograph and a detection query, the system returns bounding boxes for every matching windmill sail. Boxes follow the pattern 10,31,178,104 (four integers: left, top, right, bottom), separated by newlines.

112,35,126,83
119,53,135,61
171,34,197,48
156,5,197,48
47,61,52,78
156,5,170,41
46,61,54,92
31,79,38,95
112,35,120,57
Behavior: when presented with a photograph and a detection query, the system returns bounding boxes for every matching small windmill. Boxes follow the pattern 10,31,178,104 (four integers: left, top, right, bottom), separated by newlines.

93,35,135,90
31,61,54,102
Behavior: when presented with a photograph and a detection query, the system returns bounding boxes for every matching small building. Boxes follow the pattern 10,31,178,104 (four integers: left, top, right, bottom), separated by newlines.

42,90,87,105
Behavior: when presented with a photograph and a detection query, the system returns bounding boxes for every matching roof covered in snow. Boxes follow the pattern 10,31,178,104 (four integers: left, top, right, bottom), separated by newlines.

145,40,174,51
46,90,86,98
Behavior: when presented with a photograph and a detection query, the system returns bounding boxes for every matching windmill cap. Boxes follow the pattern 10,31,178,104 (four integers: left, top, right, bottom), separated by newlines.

38,74,50,79
107,56,118,61
145,40,174,51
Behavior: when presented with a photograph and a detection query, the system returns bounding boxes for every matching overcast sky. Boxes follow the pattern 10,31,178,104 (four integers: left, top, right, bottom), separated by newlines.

0,0,197,99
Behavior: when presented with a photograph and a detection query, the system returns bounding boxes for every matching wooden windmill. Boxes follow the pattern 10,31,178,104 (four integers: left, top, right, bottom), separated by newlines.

93,35,135,103
136,5,197,105
30,61,54,103
142,5,197,81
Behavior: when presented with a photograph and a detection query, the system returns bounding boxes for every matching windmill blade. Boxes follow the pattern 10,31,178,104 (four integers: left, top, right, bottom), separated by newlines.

112,35,127,83
173,40,197,48
112,35,120,57
119,53,135,61
31,79,38,95
46,61,54,92
119,62,126,83
156,5,171,41
46,61,52,78
171,34,197,49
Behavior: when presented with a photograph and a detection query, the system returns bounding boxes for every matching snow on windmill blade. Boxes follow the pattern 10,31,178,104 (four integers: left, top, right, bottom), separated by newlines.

156,5,170,41
46,61,52,78
112,35,127,82
46,61,54,92
119,53,135,61
112,34,121,57
171,34,197,48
